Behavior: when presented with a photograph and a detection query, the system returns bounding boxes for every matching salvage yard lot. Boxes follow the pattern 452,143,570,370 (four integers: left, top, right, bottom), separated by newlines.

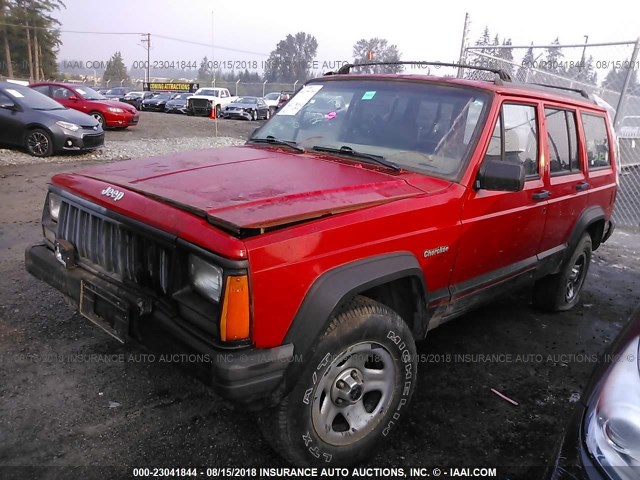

1,112,639,478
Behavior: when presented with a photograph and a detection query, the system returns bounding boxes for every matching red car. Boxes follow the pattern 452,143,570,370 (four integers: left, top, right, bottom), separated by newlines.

29,82,139,129
26,63,617,466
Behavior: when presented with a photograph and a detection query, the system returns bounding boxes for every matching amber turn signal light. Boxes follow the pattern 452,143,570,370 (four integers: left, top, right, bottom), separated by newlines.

220,275,250,342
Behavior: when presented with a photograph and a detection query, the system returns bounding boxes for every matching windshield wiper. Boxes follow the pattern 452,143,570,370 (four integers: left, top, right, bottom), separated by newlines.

312,145,400,171
247,136,305,153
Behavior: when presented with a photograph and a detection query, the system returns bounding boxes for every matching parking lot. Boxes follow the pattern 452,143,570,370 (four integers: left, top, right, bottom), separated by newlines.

1,112,640,479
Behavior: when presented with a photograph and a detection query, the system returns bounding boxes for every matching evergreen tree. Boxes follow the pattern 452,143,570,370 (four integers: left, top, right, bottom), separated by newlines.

543,37,564,75
7,0,64,80
103,51,129,84
264,32,318,83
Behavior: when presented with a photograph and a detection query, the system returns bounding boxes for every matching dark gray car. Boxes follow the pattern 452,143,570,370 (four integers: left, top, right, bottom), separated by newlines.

0,82,104,157
222,96,270,120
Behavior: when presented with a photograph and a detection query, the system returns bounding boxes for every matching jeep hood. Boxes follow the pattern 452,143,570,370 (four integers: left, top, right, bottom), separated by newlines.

75,146,427,234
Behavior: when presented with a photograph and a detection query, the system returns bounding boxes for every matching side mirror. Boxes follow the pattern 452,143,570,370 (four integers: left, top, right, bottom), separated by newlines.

68,95,79,101
476,159,525,192
0,100,17,111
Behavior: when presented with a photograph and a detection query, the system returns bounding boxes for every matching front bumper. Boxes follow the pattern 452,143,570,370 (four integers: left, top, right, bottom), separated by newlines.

25,242,293,406
224,109,252,120
105,111,139,127
52,127,104,152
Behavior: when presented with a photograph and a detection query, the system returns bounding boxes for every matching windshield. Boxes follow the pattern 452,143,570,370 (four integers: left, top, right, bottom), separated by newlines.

253,79,491,179
264,93,280,100
74,86,106,100
154,93,173,100
195,89,218,96
6,85,66,110
173,93,191,99
235,97,257,104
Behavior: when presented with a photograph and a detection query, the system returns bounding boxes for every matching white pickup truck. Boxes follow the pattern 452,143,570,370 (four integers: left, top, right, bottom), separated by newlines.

186,87,237,117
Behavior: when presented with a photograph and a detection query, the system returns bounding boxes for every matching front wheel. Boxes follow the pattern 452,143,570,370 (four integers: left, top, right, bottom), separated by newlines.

258,296,417,466
89,111,105,128
25,129,53,157
251,109,257,121
533,233,592,311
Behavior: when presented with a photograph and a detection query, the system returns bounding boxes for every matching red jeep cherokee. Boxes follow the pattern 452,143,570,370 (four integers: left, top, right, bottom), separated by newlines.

26,62,617,466
29,82,139,129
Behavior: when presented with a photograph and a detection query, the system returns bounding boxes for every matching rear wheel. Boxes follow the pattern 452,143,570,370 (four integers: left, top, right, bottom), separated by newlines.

25,129,53,157
258,296,417,466
533,233,592,311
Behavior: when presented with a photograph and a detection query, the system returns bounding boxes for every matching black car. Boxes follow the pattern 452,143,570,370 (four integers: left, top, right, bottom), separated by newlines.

141,92,173,112
164,93,191,114
222,96,270,120
0,82,104,157
121,91,154,111
102,87,130,100
547,307,640,480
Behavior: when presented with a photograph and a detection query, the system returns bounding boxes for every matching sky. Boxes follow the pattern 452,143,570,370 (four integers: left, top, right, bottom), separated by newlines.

52,0,640,78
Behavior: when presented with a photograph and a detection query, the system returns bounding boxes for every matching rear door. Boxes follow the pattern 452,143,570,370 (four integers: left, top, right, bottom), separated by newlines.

538,105,588,253
449,99,547,314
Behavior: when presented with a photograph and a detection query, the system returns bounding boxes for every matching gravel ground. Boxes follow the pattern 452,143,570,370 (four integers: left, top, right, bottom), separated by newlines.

0,111,255,165
1,113,640,479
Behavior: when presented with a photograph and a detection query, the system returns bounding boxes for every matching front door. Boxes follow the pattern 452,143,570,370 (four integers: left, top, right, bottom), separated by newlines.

448,100,547,315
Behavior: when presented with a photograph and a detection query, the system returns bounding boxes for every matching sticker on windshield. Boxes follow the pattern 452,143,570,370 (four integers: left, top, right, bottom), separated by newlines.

361,91,376,100
277,85,323,116
5,89,24,98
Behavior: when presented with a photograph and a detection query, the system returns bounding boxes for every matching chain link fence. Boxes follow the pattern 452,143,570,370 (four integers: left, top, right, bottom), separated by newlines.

461,40,640,229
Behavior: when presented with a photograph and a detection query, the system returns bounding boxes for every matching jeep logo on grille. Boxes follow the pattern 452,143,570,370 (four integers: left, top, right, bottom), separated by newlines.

101,186,125,201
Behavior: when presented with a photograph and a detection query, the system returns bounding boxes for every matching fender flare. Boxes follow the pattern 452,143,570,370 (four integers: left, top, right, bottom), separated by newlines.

270,252,427,403
566,205,605,259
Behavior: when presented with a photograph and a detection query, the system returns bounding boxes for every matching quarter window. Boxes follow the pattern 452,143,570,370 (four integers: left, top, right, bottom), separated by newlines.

545,108,580,174
581,114,610,168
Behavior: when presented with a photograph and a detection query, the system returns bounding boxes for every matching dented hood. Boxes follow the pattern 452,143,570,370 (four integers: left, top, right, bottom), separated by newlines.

76,146,426,233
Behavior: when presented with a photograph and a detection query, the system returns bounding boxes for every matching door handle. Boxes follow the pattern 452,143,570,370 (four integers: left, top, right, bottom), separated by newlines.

532,190,551,200
575,181,590,191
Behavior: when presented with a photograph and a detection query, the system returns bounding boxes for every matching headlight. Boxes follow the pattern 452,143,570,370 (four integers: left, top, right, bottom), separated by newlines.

188,254,223,303
48,192,62,222
107,107,124,113
55,121,80,132
585,337,640,478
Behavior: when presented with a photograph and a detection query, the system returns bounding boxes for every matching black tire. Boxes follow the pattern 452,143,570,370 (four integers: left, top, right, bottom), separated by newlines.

25,129,53,157
533,233,592,312
265,109,271,120
251,109,257,121
89,111,105,128
258,296,417,466
215,104,221,118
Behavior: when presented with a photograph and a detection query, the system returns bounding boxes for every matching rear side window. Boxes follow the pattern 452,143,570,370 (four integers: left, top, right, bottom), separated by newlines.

483,103,539,176
581,113,610,168
545,108,580,174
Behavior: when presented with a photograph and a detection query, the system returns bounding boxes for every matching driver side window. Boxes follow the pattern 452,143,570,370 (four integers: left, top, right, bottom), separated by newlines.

483,103,539,177
52,87,72,99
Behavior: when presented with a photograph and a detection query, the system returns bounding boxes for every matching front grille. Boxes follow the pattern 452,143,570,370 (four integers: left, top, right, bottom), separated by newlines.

189,98,209,108
57,202,172,295
82,134,104,148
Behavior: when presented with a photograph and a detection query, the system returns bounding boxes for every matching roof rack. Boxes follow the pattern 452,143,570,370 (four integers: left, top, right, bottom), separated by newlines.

331,61,513,82
531,83,591,99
